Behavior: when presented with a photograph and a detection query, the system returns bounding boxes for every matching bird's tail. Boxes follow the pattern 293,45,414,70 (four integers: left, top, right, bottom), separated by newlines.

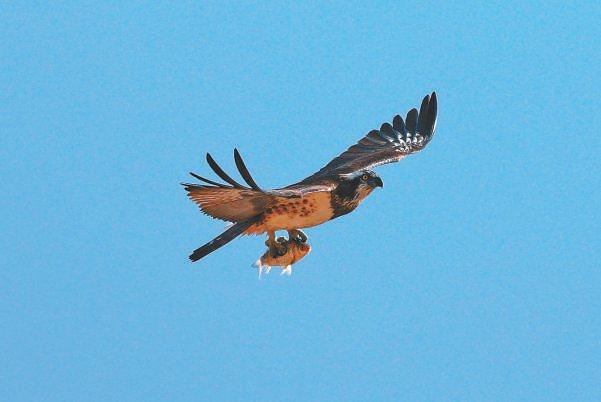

189,216,260,262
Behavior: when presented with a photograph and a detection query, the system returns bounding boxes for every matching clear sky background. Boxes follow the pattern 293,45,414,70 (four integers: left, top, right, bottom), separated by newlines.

2,2,600,401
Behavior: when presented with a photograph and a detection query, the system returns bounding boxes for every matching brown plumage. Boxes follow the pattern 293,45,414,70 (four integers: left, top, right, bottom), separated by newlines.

183,92,438,262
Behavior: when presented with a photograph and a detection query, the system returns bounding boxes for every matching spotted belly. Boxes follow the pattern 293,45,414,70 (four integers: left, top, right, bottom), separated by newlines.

245,191,334,234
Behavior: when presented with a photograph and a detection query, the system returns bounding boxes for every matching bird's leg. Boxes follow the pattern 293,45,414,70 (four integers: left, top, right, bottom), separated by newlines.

265,231,276,248
265,231,287,257
274,236,288,256
287,229,308,243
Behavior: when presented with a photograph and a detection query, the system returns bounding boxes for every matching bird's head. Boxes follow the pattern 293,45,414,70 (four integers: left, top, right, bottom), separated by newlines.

336,170,383,202
354,170,383,190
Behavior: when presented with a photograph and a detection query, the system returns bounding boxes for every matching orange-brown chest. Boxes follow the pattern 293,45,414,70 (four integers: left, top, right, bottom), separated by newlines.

249,191,334,233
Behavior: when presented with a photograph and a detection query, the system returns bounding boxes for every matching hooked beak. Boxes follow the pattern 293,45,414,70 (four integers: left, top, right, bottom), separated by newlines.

369,176,384,188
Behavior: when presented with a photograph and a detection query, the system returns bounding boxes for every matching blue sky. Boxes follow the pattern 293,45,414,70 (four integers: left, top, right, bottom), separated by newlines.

2,2,600,401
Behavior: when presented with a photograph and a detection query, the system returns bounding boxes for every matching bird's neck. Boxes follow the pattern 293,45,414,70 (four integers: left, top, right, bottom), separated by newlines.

330,181,372,218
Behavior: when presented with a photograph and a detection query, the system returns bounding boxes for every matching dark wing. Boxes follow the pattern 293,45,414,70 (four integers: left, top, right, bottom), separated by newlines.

183,149,333,222
298,92,437,183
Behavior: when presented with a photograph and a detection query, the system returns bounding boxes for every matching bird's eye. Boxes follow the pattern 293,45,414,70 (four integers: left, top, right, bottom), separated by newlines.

361,174,369,181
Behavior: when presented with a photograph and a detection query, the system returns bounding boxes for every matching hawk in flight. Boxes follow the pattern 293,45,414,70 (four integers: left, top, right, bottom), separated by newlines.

183,92,437,262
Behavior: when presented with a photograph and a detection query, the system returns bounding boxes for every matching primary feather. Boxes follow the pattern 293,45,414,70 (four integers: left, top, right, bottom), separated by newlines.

298,92,437,183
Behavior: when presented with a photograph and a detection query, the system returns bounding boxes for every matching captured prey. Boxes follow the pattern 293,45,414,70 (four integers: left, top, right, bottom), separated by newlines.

252,236,312,278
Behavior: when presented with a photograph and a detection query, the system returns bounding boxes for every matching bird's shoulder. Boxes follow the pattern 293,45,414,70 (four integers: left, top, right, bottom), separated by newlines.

272,179,338,197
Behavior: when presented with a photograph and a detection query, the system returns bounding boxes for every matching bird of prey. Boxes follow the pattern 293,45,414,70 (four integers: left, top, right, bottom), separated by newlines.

183,92,437,262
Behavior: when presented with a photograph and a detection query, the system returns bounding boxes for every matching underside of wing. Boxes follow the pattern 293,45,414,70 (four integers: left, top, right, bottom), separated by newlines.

299,92,438,183
183,149,333,222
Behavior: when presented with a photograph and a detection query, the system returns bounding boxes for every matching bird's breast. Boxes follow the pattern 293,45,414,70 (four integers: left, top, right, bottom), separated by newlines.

260,191,335,231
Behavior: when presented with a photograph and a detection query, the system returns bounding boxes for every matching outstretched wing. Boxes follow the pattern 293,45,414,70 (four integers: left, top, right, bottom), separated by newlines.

183,185,273,222
299,92,437,183
183,149,333,222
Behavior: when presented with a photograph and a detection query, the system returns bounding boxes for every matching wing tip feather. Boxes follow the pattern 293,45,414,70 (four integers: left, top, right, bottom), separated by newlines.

233,148,263,191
